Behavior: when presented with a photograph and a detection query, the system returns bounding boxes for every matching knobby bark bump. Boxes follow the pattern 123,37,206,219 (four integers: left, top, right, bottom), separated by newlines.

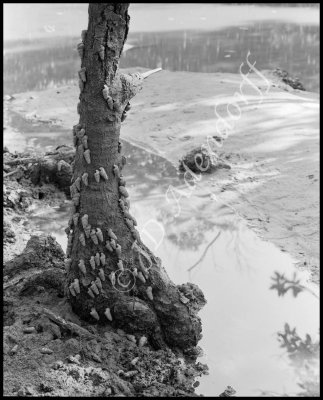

66,3,206,351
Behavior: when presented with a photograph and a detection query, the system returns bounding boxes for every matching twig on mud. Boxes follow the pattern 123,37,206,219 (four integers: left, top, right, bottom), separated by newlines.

188,231,222,272
42,308,98,340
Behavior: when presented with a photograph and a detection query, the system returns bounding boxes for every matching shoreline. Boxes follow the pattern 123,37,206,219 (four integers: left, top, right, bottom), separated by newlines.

4,69,319,284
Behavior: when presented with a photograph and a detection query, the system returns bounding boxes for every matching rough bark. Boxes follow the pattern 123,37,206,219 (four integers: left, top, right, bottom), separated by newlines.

66,3,206,351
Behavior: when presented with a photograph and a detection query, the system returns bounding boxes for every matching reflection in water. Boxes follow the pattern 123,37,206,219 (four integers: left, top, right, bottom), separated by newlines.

26,138,319,396
4,22,320,95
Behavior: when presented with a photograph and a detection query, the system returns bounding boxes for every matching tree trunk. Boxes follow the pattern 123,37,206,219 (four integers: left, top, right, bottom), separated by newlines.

66,3,206,351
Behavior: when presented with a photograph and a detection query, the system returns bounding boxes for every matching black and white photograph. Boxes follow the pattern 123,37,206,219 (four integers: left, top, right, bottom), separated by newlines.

3,2,319,397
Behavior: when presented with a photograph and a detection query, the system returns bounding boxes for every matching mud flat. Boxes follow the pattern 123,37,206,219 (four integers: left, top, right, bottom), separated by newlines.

4,68,319,283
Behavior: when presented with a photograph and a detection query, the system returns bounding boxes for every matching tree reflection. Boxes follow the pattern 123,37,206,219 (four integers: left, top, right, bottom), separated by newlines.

268,271,320,397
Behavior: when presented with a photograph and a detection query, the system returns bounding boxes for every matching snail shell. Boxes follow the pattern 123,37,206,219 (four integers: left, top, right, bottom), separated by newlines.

99,167,109,181
79,233,86,246
75,177,81,191
119,186,129,198
115,244,122,258
99,48,105,61
137,272,146,284
84,149,91,164
121,112,127,122
110,239,116,250
73,279,81,294
72,213,79,226
78,79,84,92
81,214,88,229
102,85,109,100
100,253,106,266
90,307,100,321
98,268,105,281
90,256,96,270
82,135,88,149
138,336,147,347
95,277,102,290
77,102,81,115
94,170,100,183
81,30,87,42
104,307,113,321
117,259,124,271
146,286,153,301
90,282,99,295
105,240,113,252
107,97,114,110
96,228,104,242
81,172,88,186
78,67,86,83
113,164,120,178
125,102,131,112
69,284,76,296
73,193,80,206
90,229,99,245
95,252,100,266
84,224,91,238
87,288,95,298
109,272,116,286
107,228,117,241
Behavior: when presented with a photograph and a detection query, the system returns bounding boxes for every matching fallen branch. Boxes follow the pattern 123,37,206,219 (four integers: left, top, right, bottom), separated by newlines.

188,231,222,272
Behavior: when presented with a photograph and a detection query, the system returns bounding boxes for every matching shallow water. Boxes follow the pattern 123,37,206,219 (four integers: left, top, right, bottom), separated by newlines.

24,136,319,397
3,4,320,94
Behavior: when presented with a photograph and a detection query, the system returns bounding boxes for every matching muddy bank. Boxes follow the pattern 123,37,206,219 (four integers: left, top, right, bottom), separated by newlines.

4,69,319,283
3,153,210,397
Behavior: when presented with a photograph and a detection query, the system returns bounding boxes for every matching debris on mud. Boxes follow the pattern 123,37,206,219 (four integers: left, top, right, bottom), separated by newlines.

272,68,306,91
179,146,231,174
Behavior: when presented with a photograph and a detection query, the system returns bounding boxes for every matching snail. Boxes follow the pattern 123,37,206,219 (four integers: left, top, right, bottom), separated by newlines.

119,177,126,186
69,284,76,296
98,268,105,281
87,287,95,298
79,233,86,246
90,282,99,295
109,271,116,286
110,239,116,249
96,228,103,242
94,252,100,266
90,256,96,270
90,307,100,321
84,149,91,164
121,112,127,122
82,135,88,149
94,170,100,183
117,259,124,271
95,277,102,290
81,29,87,42
78,79,84,92
99,167,109,181
107,228,117,241
73,279,80,294
100,253,106,266
99,46,105,61
138,336,147,347
105,240,113,252
81,172,88,186
119,186,129,198
72,193,80,206
78,260,86,274
107,97,114,110
75,177,81,191
113,164,120,178
115,244,122,258
104,308,113,321
102,85,109,99
77,102,81,115
84,224,91,238
90,229,99,245
72,213,79,226
78,67,86,83
81,214,88,229
125,102,131,112
137,272,146,283
146,286,153,301
78,128,85,138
